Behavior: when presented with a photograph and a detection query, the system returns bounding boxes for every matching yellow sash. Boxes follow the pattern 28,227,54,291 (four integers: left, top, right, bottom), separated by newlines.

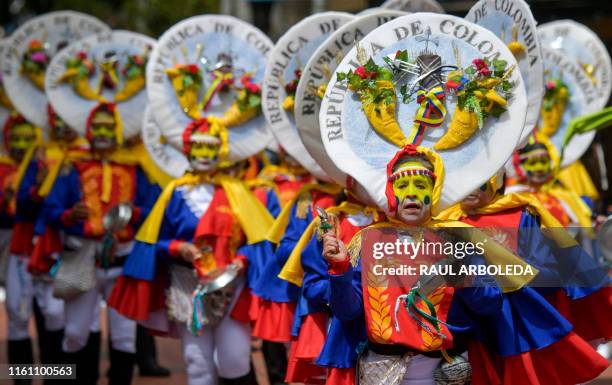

135,172,273,246
436,192,578,248
557,160,600,201
356,219,537,293
278,201,380,286
265,183,342,244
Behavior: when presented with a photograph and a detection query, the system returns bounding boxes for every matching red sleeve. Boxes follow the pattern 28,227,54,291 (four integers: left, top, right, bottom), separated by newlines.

328,257,350,275
60,209,76,226
129,206,142,225
168,240,183,258
29,186,44,203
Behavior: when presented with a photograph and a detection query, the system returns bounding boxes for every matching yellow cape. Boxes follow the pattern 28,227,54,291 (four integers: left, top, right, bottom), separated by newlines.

435,192,577,248
265,183,342,244
278,201,380,286
136,172,273,246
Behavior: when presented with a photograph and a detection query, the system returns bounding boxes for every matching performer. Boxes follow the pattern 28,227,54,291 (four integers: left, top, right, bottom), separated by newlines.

259,12,354,382
314,13,563,384
42,30,163,385
437,173,610,384
108,15,275,385
273,11,406,384
0,12,109,383
1,112,39,376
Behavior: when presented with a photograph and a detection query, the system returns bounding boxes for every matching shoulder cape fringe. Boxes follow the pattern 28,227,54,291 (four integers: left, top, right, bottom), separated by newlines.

135,172,273,246
436,192,578,248
278,201,380,287
557,161,600,201
265,183,342,245
353,220,537,293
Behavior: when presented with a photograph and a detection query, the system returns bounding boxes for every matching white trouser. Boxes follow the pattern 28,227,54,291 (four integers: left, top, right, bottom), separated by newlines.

180,316,251,385
400,355,441,385
5,255,32,340
179,280,251,385
33,280,65,331
5,255,65,340
63,266,136,353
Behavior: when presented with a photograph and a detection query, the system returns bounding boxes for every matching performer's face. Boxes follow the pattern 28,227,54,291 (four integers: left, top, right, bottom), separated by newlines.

462,182,496,209
522,154,551,186
8,123,36,161
90,112,117,151
189,140,220,172
392,173,433,225
53,114,77,143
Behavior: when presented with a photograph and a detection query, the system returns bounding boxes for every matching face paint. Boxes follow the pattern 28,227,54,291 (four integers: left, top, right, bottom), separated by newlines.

462,182,495,210
90,111,117,151
53,114,77,143
189,140,220,172
8,123,36,161
392,173,434,225
522,155,551,186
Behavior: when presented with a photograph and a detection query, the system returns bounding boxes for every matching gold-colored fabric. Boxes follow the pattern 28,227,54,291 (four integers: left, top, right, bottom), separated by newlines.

436,192,578,248
278,201,380,286
265,183,342,245
135,173,273,246
557,161,600,201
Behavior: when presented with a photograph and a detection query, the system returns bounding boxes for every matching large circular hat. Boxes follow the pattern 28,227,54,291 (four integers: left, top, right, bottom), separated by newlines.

295,9,406,187
2,11,109,131
538,20,611,108
536,46,599,167
262,12,354,180
147,15,274,162
0,38,14,157
465,0,543,147
320,13,526,212
0,39,13,132
45,30,155,140
142,106,189,178
381,0,444,13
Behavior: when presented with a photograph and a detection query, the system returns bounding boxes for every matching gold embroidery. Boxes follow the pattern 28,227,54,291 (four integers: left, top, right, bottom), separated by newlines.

80,163,135,236
366,263,392,343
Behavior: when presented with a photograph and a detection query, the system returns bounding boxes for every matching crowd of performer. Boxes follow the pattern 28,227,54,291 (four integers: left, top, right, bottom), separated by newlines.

0,1,610,385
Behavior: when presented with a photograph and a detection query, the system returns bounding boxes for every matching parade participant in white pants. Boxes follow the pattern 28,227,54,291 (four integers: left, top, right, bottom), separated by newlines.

43,30,164,385
1,13,110,384
108,15,274,385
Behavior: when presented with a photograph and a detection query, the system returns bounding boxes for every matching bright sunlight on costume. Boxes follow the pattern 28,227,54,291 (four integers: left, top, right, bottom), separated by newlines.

313,12,583,385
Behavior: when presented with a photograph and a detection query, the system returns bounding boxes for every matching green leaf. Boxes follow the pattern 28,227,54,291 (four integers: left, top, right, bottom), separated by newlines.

465,66,475,76
364,58,377,73
248,94,261,108
396,50,409,63
337,72,346,81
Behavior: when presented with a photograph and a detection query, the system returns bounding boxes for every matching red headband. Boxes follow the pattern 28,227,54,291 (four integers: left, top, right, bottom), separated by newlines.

182,118,212,155
385,144,435,213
